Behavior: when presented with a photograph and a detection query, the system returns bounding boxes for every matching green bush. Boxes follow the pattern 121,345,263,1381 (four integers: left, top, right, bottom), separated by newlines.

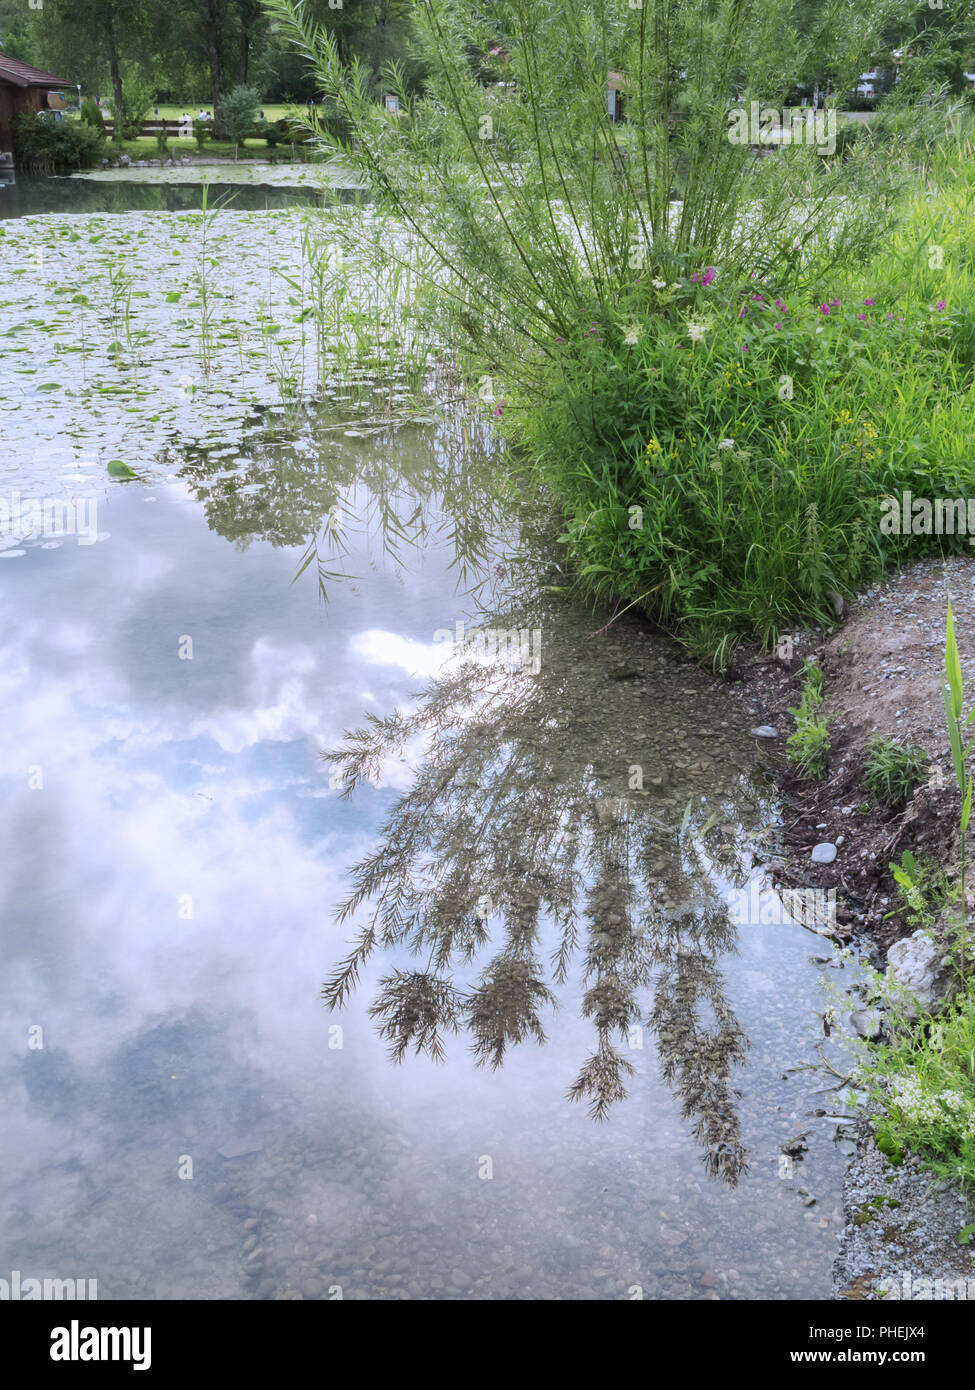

505,225,975,661
860,985,975,1189
888,849,945,930
79,96,104,133
108,76,154,141
12,113,104,172
863,735,929,807
845,92,879,112
192,119,210,152
217,84,263,156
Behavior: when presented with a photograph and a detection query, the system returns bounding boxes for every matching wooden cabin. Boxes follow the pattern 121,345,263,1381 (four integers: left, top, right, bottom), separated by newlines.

0,54,70,158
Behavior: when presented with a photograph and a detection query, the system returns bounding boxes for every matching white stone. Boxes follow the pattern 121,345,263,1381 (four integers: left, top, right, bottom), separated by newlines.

885,933,957,1018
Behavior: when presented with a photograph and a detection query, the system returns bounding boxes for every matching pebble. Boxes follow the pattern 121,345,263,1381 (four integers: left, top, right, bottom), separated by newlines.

811,842,837,864
749,725,778,738
848,1010,882,1040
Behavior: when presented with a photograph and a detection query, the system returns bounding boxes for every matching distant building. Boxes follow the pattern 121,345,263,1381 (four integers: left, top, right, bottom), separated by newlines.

608,71,628,123
0,53,70,157
856,71,881,97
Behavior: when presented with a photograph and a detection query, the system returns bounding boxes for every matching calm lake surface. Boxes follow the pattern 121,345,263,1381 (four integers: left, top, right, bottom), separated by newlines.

0,174,858,1300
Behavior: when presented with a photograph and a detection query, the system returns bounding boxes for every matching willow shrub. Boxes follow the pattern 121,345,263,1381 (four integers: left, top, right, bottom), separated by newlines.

266,0,975,657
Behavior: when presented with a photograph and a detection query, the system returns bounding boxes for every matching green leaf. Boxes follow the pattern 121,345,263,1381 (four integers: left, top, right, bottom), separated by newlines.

945,682,966,791
946,603,963,720
106,459,137,479
963,777,972,836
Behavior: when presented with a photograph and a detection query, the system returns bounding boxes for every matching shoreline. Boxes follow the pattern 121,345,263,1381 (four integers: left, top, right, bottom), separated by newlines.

736,554,975,1298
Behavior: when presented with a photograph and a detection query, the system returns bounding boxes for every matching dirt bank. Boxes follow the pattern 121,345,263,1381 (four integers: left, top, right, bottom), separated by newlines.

736,555,975,957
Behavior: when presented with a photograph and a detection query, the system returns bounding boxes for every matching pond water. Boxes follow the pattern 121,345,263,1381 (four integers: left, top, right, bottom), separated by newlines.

0,177,859,1301
0,173,349,219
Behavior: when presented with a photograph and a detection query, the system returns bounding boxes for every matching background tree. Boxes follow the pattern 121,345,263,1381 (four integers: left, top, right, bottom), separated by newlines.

0,0,37,63
6,0,422,112
217,81,262,156
297,0,424,92
30,0,145,127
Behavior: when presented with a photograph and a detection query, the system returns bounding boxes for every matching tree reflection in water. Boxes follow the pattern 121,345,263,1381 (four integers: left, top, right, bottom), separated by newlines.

176,407,509,606
176,410,771,1184
323,549,771,1184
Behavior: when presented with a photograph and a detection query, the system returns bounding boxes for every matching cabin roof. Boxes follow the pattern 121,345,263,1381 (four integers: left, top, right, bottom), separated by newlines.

0,54,70,89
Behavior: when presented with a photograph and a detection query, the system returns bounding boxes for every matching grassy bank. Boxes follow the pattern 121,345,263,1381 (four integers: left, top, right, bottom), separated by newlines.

503,137,975,664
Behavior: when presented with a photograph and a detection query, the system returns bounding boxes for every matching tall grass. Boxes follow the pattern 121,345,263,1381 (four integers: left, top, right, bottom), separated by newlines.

265,0,898,380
